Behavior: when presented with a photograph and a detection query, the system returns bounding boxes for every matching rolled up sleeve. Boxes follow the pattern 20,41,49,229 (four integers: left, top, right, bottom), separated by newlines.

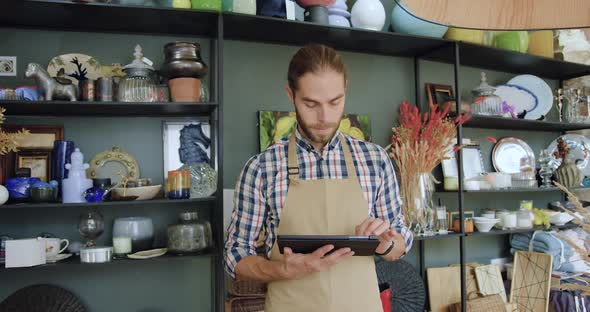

373,148,413,255
224,155,267,279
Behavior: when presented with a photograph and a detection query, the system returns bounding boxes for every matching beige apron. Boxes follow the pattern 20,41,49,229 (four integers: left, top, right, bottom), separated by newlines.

265,133,382,312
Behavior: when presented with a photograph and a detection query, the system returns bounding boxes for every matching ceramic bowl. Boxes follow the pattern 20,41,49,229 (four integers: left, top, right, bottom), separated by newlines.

112,185,162,201
390,2,448,38
473,217,500,232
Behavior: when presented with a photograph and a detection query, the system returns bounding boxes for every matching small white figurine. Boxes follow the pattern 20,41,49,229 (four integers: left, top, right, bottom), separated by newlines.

62,148,92,203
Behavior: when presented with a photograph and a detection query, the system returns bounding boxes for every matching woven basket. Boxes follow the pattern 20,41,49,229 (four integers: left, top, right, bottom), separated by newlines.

228,280,267,297
0,284,86,312
450,294,505,312
225,296,265,312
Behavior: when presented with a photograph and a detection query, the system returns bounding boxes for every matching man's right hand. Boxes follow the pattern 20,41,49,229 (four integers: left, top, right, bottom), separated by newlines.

281,244,354,280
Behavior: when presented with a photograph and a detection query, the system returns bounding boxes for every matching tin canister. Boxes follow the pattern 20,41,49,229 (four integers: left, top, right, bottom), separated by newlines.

79,79,95,101
96,77,114,101
112,77,121,101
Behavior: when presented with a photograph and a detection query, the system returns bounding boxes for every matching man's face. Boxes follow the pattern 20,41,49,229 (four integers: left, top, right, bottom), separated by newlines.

287,69,346,147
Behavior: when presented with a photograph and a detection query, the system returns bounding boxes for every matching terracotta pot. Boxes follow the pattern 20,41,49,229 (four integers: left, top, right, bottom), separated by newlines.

168,78,201,102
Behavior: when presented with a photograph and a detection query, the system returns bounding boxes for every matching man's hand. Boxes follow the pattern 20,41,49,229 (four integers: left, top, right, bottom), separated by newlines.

281,244,354,280
355,217,406,260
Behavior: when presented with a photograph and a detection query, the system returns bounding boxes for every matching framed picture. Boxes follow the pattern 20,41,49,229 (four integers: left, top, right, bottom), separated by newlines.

162,120,211,178
448,210,474,231
425,83,454,106
0,125,63,183
441,145,486,179
15,150,51,182
258,111,372,151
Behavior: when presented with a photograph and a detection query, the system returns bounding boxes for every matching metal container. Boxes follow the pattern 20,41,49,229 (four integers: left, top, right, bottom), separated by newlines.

80,246,113,263
160,42,208,79
96,77,114,101
167,212,212,254
79,79,95,101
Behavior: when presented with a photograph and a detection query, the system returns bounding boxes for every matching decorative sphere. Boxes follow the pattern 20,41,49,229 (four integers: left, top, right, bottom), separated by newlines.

0,185,8,205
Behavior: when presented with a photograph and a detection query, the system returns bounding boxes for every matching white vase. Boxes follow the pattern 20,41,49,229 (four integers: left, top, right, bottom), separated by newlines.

0,185,8,205
350,0,385,31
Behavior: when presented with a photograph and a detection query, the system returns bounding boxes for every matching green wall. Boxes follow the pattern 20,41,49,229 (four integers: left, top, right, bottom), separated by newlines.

0,24,564,311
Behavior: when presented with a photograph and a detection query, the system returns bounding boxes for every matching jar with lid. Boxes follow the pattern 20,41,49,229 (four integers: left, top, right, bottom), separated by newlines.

471,72,504,116
117,45,158,102
167,212,213,254
517,209,533,229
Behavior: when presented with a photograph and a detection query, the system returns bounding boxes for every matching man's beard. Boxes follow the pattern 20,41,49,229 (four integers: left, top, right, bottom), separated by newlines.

295,107,342,147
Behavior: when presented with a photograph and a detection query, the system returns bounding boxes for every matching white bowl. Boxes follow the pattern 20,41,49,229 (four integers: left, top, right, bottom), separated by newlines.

112,185,162,201
473,217,500,232
550,212,575,226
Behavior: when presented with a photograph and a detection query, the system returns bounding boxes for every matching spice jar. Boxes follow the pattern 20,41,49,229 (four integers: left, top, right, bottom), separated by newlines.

471,72,504,116
167,170,191,199
167,211,212,254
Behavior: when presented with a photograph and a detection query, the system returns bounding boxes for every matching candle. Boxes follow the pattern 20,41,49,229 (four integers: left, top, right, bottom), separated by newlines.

113,236,132,255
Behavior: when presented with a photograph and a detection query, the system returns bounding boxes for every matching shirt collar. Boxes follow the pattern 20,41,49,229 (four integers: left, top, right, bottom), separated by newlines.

294,127,341,152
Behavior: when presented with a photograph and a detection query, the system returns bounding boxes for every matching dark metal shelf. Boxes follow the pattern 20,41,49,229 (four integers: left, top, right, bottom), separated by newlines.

0,197,216,209
464,116,590,132
438,187,588,193
415,232,463,241
1,249,217,271
0,100,217,117
223,12,450,58
1,0,219,37
467,223,578,237
426,41,590,80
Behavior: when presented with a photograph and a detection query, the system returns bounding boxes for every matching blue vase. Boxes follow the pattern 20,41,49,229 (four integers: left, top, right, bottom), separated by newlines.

5,177,41,200
52,140,75,197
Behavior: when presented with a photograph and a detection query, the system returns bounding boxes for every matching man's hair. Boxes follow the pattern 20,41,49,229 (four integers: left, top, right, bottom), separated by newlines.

287,44,347,92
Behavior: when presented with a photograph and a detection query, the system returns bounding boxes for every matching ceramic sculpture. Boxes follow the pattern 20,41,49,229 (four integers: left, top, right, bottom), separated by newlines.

25,63,78,101
62,148,93,203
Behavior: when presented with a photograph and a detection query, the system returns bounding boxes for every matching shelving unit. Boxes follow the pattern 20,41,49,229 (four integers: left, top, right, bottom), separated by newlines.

2,1,590,311
0,197,216,209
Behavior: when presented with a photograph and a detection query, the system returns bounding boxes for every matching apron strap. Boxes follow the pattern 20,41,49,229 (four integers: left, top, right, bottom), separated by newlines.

287,132,357,182
340,134,358,180
288,134,300,183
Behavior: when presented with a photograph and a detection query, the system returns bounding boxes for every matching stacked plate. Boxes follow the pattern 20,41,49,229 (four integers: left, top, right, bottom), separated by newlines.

495,74,554,120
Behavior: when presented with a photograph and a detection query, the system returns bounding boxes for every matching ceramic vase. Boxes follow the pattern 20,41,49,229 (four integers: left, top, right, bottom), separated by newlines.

350,0,385,31
328,0,350,27
391,1,447,38
51,140,75,197
555,158,583,188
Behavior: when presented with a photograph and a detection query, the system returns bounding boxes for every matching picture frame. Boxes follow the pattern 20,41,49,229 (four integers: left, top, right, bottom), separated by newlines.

441,144,486,179
448,210,474,231
15,150,51,182
162,120,211,179
0,125,63,183
425,83,454,106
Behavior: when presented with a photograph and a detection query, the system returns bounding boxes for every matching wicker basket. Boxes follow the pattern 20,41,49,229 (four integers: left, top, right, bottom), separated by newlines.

225,296,265,312
228,280,267,297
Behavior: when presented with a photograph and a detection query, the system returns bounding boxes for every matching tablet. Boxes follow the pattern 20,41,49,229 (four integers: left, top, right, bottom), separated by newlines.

277,235,381,256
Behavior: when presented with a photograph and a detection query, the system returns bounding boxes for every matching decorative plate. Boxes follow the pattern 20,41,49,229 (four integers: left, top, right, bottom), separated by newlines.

47,53,102,86
127,248,167,259
508,75,553,120
87,146,140,184
494,84,538,116
492,137,535,174
547,134,590,176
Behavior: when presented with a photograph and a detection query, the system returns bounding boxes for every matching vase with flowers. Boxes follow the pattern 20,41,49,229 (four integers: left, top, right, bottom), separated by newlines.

388,101,470,235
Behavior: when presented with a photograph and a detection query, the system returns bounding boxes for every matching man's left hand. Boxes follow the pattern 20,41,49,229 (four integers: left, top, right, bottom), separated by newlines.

355,217,406,260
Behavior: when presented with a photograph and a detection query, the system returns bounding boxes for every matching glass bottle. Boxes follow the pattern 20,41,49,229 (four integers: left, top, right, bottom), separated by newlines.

538,149,553,188
563,88,584,123
78,211,105,247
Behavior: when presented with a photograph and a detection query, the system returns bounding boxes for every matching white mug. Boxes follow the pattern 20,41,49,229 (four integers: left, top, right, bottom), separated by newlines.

44,238,69,258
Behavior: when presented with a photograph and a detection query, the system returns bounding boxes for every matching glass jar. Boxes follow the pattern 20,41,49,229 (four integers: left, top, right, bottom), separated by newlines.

78,211,105,247
118,45,158,102
167,170,191,200
471,72,504,116
179,163,217,198
563,88,588,123
517,209,533,229
167,211,213,254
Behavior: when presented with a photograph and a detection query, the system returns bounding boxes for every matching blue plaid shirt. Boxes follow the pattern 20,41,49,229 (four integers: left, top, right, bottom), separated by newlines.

224,129,413,278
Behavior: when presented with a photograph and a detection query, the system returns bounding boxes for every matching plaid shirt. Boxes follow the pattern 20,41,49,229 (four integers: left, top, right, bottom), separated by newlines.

224,129,413,278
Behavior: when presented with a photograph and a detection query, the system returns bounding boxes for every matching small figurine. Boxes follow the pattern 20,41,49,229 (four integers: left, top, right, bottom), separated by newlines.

555,88,564,122
62,148,92,203
25,63,78,101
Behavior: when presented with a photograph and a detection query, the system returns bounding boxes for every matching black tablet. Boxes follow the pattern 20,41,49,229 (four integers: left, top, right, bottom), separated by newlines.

277,235,381,256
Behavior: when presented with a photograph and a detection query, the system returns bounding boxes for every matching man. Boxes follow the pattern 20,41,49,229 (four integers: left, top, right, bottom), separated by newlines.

224,44,413,312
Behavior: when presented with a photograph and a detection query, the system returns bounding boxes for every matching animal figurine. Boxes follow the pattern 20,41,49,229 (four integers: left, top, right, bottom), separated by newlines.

25,63,78,101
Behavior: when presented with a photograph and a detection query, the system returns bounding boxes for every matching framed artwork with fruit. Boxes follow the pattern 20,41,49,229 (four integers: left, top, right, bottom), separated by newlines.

258,111,371,151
